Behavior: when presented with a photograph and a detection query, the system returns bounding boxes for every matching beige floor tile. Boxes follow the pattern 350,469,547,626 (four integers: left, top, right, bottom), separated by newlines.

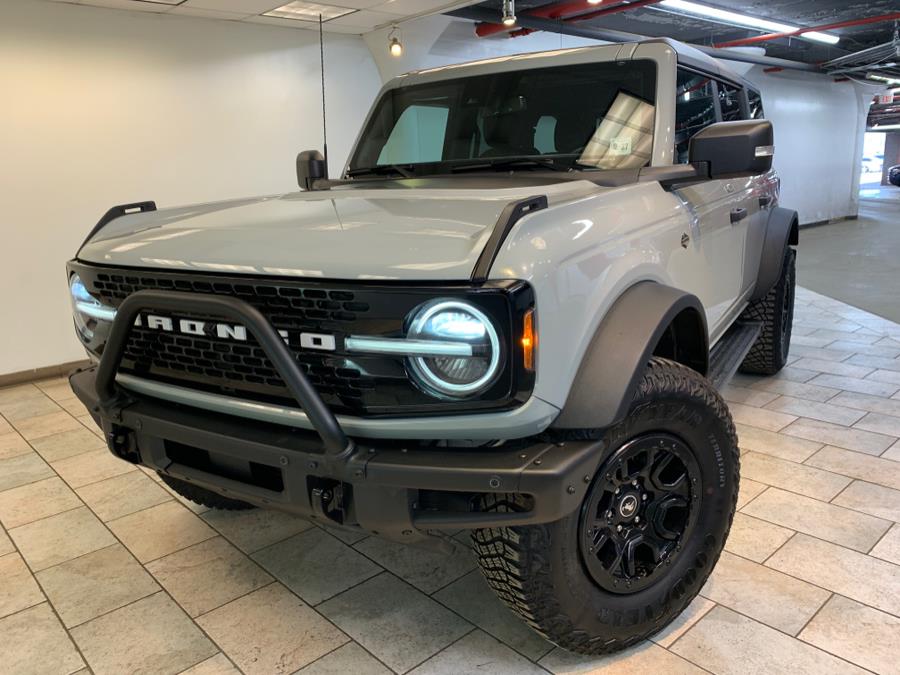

0,526,13,556
160,481,210,514
721,385,779,407
789,345,856,362
799,595,900,674
252,528,380,606
811,374,900,398
0,552,44,619
766,533,900,616
807,446,900,491
36,543,159,628
650,595,716,649
742,487,890,552
34,379,76,401
12,411,83,441
791,357,874,379
0,417,10,435
541,640,703,674
829,390,900,417
0,431,31,460
764,396,865,427
147,537,272,617
736,478,767,510
319,573,471,673
55,396,88,416
810,328,881,344
353,536,475,595
432,571,553,661
741,452,851,501
0,603,84,675
77,471,171,521
670,606,865,675
871,369,900,385
0,476,81,529
76,415,104,438
317,523,368,546
727,402,797,432
724,513,794,562
0,452,54,492
735,424,823,462
52,449,136,488
750,378,840,403
72,592,217,675
179,653,241,675
848,353,900,373
871,524,900,565
761,366,819,383
884,439,900,462
0,394,61,422
854,411,900,438
28,427,106,463
782,418,895,456
297,643,391,675
410,629,545,675
198,583,348,675
0,383,45,406
700,551,829,634
10,506,115,572
201,507,312,553
109,501,217,563
832,481,900,522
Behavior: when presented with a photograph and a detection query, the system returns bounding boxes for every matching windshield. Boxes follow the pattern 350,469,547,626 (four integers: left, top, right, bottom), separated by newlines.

348,59,657,177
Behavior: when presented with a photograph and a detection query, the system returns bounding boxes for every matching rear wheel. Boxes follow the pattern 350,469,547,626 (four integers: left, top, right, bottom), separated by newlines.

158,473,255,511
472,358,739,655
739,247,796,375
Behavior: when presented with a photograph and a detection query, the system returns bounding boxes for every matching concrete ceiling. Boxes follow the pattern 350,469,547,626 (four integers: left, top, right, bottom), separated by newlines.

44,0,484,33
465,0,900,64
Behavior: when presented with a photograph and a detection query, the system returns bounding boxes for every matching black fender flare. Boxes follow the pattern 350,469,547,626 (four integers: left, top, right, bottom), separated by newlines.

752,206,799,301
552,282,708,430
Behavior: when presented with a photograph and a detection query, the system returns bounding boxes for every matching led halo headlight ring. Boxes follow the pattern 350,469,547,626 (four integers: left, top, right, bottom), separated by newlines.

405,299,502,398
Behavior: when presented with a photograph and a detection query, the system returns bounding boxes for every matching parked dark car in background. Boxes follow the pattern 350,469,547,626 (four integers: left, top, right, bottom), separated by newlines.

889,165,900,187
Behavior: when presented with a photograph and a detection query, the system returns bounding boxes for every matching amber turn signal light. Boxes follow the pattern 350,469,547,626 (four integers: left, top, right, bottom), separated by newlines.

522,308,535,371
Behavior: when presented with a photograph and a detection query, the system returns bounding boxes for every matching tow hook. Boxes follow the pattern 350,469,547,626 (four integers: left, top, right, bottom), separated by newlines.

106,425,141,464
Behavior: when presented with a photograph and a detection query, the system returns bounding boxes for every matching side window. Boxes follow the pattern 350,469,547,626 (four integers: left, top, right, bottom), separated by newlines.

748,89,765,119
675,69,717,164
377,104,449,165
718,82,744,122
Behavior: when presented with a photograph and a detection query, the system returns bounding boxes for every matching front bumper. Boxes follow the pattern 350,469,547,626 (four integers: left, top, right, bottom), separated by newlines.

71,367,605,543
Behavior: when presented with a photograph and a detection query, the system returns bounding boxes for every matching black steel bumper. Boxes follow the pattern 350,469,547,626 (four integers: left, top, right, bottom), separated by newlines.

70,290,606,544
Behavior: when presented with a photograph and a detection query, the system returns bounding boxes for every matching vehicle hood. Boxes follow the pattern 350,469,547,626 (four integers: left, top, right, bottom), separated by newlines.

78,180,598,281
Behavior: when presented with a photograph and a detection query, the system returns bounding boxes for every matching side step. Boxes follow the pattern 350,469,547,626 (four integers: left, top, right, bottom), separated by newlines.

708,322,762,390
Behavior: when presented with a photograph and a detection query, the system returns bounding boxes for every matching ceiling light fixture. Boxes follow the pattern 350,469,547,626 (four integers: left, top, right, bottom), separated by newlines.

263,1,356,23
657,0,840,46
502,0,517,27
388,26,403,57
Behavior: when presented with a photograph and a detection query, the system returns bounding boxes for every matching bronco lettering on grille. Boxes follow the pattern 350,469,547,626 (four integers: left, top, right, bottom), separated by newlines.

134,314,336,351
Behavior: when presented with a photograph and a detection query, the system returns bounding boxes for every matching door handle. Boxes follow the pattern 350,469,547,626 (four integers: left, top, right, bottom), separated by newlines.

730,208,748,224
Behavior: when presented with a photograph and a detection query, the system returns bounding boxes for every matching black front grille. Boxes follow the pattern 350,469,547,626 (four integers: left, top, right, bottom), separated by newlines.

71,262,532,418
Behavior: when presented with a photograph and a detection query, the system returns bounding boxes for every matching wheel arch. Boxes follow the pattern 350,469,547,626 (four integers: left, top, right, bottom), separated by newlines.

552,282,708,431
752,206,799,301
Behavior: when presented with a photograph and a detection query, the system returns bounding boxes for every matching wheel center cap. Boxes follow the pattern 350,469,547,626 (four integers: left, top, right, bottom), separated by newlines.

618,494,639,518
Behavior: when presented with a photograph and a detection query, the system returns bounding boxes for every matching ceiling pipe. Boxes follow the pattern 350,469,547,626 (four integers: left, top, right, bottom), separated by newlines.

475,0,624,38
450,6,821,72
500,0,665,39
714,11,900,48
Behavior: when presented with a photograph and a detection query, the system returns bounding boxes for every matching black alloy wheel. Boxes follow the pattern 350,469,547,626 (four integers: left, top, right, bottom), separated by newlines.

580,434,700,594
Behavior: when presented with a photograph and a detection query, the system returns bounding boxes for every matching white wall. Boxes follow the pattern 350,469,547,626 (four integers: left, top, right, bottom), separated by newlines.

0,0,381,376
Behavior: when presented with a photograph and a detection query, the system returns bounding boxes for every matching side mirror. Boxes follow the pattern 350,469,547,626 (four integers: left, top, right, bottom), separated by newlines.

296,150,328,190
689,120,774,179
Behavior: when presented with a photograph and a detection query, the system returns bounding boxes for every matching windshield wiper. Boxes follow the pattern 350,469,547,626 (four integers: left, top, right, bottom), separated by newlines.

346,164,415,179
450,158,571,173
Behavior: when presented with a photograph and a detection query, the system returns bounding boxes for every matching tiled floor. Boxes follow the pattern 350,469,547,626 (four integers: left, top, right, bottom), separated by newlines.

2,286,900,674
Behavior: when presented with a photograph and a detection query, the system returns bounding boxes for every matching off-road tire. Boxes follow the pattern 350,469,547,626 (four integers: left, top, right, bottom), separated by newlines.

471,358,739,655
739,247,796,375
158,473,255,511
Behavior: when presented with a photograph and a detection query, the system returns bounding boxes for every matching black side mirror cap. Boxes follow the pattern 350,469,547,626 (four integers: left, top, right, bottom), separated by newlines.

689,120,774,179
296,150,328,190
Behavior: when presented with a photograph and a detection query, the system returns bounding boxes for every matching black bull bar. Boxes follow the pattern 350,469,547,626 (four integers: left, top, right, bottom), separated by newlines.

73,289,605,538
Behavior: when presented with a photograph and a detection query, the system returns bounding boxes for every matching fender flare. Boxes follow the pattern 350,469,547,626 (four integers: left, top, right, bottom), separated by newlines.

552,282,708,430
752,206,799,301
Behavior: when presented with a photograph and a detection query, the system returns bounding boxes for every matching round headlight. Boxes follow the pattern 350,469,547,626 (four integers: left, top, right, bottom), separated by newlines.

69,274,115,342
406,300,501,398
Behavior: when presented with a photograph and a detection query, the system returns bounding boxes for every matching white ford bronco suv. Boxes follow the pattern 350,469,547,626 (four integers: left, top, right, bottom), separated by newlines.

68,38,797,654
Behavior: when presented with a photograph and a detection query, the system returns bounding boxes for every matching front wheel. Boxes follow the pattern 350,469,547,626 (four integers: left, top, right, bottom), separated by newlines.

472,358,739,655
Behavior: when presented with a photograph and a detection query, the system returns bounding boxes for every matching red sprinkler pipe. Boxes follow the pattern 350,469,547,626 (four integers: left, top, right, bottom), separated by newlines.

475,0,625,38
714,11,900,48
